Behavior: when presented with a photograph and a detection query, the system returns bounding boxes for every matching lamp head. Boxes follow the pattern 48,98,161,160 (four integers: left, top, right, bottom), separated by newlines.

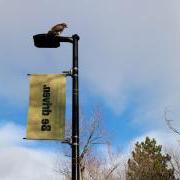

33,34,60,48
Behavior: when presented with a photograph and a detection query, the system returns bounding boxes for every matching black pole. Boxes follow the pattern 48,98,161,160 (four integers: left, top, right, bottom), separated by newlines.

72,34,80,180
33,33,80,180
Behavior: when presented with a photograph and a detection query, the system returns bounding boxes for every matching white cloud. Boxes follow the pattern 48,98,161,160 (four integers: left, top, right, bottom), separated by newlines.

0,147,63,180
0,122,24,147
0,122,65,180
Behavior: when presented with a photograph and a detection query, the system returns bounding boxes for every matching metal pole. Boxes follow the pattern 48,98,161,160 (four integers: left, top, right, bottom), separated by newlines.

72,34,80,180
33,32,80,179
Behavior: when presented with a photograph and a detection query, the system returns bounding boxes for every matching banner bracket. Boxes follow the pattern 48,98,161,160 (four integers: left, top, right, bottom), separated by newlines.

62,69,73,77
61,138,72,146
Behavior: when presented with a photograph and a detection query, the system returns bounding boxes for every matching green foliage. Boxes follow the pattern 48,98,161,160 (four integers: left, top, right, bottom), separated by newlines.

126,137,176,180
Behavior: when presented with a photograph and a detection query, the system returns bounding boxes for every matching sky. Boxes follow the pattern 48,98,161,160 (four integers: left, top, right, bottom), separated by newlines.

1,0,180,179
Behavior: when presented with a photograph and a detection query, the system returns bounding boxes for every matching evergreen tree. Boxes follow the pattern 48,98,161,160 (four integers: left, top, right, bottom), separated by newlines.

126,137,176,180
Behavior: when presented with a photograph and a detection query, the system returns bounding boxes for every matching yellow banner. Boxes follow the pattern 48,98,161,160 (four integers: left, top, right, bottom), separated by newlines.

26,74,66,140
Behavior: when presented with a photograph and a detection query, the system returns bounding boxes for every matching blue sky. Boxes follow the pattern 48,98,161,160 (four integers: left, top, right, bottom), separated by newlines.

0,0,180,179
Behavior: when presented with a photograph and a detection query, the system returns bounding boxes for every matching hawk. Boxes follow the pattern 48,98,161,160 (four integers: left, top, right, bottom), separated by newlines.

48,23,68,36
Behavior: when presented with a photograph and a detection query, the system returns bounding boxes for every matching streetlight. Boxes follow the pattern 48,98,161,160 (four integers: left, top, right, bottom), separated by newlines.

33,33,80,180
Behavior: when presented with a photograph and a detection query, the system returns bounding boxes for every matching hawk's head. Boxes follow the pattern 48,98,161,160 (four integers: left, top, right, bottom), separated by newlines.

61,23,68,28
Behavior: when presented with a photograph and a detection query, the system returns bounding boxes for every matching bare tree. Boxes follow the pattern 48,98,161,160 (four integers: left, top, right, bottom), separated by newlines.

165,147,180,180
55,108,111,179
85,143,126,180
163,108,180,179
164,109,180,136
55,108,125,180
